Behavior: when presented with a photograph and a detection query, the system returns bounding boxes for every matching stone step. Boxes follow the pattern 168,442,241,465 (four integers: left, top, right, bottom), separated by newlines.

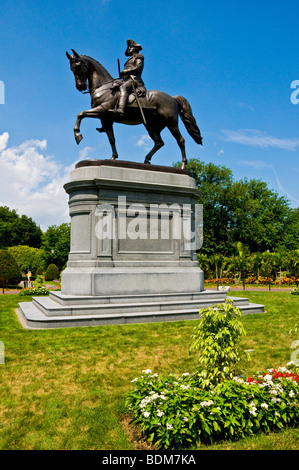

32,294,251,317
18,298,265,329
50,289,226,306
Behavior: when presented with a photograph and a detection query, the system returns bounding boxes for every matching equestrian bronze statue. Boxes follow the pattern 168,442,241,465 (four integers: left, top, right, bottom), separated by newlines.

66,40,203,170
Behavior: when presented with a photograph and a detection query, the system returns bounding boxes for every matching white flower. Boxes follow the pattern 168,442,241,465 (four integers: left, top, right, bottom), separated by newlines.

263,374,273,382
182,373,190,377
261,403,268,409
289,390,296,398
183,417,189,422
143,411,150,418
166,423,173,430
180,384,191,390
157,410,164,417
142,369,152,374
200,400,214,407
131,378,138,382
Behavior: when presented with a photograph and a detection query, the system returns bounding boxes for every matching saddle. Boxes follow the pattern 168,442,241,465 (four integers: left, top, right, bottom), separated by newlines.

111,79,147,105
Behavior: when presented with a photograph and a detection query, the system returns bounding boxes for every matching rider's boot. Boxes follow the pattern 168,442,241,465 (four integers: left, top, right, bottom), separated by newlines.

109,90,127,117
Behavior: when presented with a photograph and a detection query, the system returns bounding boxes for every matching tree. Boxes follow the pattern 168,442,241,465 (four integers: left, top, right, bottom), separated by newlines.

230,179,291,253
175,159,296,256
7,245,44,274
0,206,42,248
44,263,60,281
41,223,70,271
0,250,22,291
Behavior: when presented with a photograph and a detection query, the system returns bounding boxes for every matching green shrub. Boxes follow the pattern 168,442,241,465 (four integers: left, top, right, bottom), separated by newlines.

35,267,44,276
291,287,299,295
34,274,44,289
126,364,299,449
190,299,248,389
0,249,22,288
44,263,60,281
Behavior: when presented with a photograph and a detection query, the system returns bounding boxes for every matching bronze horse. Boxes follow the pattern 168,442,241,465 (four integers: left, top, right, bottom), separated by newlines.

66,50,203,170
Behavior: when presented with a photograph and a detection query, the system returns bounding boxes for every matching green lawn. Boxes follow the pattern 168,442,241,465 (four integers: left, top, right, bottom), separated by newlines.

0,291,298,450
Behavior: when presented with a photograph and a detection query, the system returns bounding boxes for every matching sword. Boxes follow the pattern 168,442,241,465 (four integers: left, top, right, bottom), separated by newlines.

130,75,147,126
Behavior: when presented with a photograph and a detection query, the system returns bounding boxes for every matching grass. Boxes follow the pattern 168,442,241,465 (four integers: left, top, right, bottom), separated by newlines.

0,291,298,450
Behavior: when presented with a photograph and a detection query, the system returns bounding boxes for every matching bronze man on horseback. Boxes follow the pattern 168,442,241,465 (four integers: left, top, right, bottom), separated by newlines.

66,42,203,170
110,39,146,118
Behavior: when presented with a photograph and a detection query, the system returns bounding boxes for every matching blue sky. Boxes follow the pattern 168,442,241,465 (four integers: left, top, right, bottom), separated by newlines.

0,0,299,229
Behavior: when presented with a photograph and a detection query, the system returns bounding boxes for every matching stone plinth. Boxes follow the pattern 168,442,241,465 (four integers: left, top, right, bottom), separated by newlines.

61,159,203,296
18,160,264,328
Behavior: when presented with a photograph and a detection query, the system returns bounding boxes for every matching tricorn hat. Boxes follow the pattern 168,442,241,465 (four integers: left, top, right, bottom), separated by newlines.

125,39,142,56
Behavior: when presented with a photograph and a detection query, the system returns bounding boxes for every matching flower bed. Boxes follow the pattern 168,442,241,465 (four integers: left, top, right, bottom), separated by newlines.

19,285,61,296
126,364,299,449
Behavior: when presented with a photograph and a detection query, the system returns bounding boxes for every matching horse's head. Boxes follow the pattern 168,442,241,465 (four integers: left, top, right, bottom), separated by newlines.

66,49,89,92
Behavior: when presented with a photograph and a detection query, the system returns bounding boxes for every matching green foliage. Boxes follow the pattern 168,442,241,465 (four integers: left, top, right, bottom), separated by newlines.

34,275,44,288
291,287,299,295
41,223,70,271
126,365,299,449
0,206,42,249
7,245,44,274
190,299,248,388
0,249,22,286
44,263,60,281
174,159,298,255
19,286,50,296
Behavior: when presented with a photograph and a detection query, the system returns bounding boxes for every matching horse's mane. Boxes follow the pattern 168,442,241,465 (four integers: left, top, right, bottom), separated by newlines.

81,55,114,81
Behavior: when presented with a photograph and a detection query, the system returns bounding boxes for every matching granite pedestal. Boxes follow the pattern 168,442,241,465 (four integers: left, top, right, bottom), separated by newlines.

18,160,264,328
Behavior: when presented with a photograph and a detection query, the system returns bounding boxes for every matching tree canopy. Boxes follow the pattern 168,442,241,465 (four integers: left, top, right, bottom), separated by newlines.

0,206,43,249
182,158,299,256
41,223,70,271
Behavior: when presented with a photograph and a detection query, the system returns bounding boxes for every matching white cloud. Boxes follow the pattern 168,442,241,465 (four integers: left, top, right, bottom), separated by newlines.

0,133,76,231
136,134,151,150
222,129,299,151
0,132,9,152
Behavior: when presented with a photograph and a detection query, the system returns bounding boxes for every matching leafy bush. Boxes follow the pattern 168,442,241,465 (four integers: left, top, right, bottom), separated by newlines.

44,263,60,281
126,300,299,449
190,299,248,389
19,286,50,296
291,287,299,295
0,249,22,287
35,267,44,276
34,274,44,289
126,364,299,449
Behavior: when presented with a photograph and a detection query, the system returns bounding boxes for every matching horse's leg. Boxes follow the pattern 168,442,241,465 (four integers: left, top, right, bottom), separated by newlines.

167,124,187,170
97,120,118,160
143,126,165,164
73,105,106,144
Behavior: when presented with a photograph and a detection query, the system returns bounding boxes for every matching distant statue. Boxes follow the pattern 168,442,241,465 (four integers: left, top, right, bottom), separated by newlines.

66,41,203,170
109,39,146,118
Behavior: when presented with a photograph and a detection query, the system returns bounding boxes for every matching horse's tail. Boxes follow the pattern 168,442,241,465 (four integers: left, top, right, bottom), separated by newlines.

173,96,203,145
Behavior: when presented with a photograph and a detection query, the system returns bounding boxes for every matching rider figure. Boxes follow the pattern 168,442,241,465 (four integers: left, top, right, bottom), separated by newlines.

110,39,145,117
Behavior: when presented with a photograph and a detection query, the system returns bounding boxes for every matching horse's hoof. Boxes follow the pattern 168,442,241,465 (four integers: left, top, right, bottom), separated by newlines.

111,155,118,160
180,162,186,170
75,134,83,145
144,159,151,165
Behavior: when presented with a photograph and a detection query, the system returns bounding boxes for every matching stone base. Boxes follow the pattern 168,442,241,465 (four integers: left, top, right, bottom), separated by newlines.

17,159,264,329
17,290,264,329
